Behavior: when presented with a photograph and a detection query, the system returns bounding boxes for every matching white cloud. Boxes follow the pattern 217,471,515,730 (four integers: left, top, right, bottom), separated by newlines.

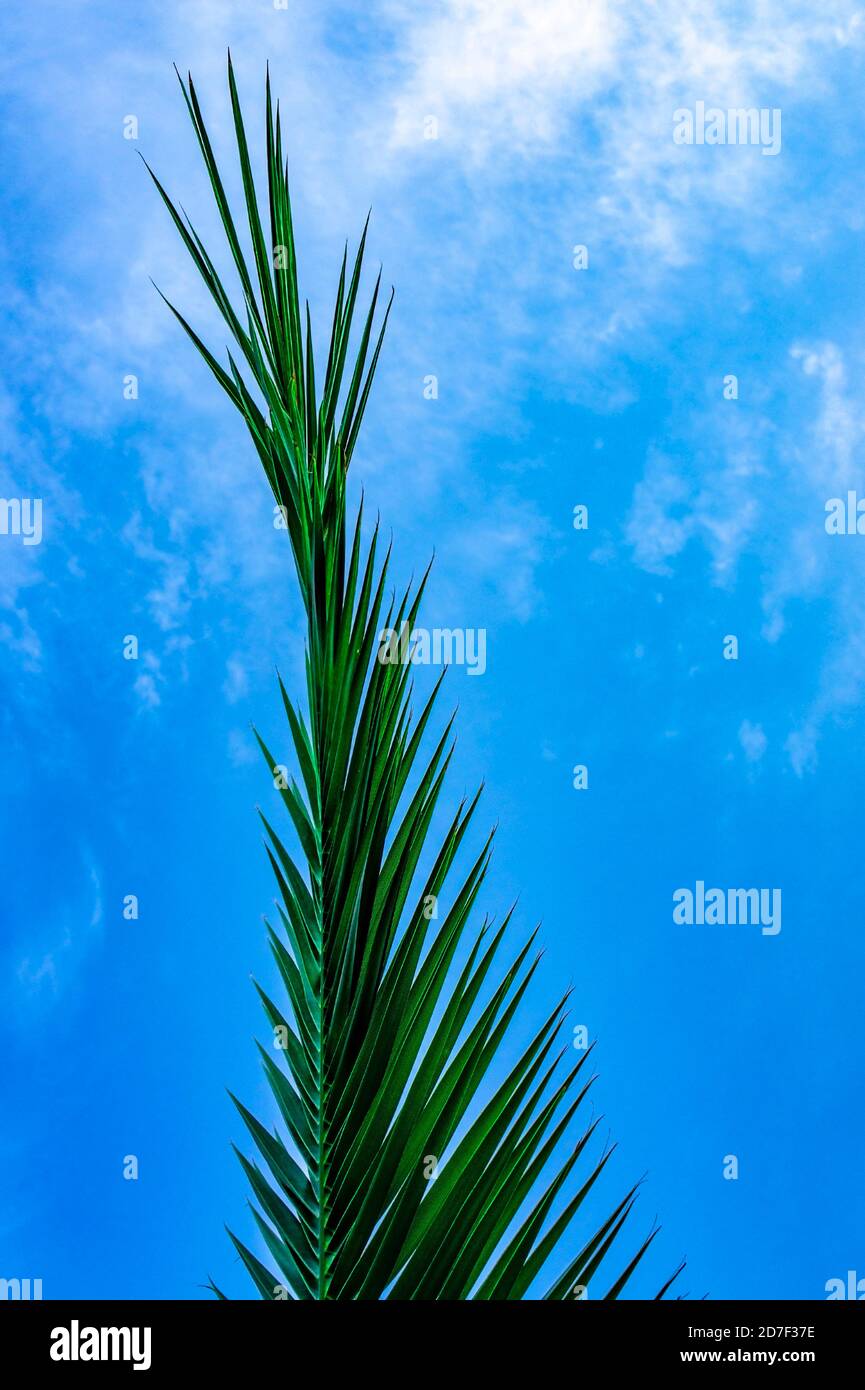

228,727,256,767
738,719,768,762
223,656,249,705
133,671,162,710
442,493,554,623
784,582,865,775
5,0,865,761
625,423,763,586
390,0,621,159
625,451,694,577
627,335,865,772
11,853,104,1011
121,511,191,632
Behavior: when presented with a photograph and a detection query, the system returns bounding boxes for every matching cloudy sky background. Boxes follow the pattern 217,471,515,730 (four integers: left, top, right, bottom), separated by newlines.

2,0,864,1297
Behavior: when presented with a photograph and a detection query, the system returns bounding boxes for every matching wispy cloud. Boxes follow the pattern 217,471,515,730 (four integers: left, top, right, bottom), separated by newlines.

3,0,865,759
739,719,768,763
11,854,104,1013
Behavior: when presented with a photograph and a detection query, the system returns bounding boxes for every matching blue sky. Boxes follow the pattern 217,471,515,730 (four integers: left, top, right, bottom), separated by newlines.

2,0,865,1299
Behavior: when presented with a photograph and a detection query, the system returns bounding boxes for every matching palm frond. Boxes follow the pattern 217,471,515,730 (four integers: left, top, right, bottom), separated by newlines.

151,54,682,1301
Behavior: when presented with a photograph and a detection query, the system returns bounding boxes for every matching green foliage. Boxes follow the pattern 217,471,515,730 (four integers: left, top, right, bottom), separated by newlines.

150,55,682,1301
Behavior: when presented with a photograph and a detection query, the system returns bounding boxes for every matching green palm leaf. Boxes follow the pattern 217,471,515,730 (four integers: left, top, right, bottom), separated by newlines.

151,54,683,1302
